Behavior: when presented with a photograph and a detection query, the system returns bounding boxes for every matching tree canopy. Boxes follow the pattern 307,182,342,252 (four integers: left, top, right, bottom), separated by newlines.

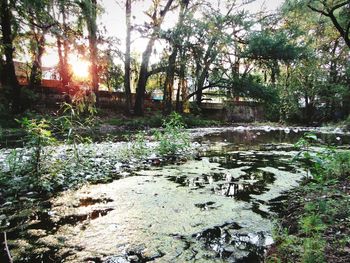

0,0,349,122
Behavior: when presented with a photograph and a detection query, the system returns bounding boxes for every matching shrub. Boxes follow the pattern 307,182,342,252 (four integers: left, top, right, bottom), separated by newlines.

154,112,190,157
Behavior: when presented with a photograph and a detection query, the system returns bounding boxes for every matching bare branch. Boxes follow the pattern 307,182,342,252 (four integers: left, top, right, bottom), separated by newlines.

307,4,328,16
4,232,13,263
329,1,348,13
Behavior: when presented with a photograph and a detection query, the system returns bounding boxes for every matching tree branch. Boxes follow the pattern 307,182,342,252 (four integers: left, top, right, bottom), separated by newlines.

329,1,348,13
186,81,229,100
308,1,350,48
147,66,167,77
4,232,13,263
307,4,328,16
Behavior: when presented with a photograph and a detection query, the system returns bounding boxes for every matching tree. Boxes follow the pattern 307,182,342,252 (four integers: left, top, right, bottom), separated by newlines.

77,0,99,103
276,0,350,122
183,2,248,106
133,0,175,116
124,0,132,114
17,0,56,89
54,0,74,92
0,0,21,113
307,0,350,49
99,46,124,91
162,0,189,115
244,30,304,84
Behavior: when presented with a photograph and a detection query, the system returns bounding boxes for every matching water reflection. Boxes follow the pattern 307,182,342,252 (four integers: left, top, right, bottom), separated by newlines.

196,129,350,147
193,222,273,262
163,141,304,261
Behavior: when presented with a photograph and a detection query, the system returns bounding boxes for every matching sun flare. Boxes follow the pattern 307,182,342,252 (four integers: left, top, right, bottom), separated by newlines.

71,57,90,80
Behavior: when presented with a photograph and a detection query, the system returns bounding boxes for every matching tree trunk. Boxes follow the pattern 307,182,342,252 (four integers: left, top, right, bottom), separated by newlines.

175,79,181,112
87,0,99,105
124,0,132,114
163,1,187,115
329,39,339,84
194,39,217,107
62,5,71,91
196,72,207,106
179,48,189,113
56,35,69,90
29,33,46,88
163,47,178,115
0,59,6,86
195,60,213,106
0,0,21,113
134,38,156,116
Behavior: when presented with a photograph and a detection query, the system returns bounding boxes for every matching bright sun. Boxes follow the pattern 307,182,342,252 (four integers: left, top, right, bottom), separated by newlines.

70,56,90,79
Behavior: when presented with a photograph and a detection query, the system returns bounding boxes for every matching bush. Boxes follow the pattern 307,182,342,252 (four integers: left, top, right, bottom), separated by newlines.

154,112,190,157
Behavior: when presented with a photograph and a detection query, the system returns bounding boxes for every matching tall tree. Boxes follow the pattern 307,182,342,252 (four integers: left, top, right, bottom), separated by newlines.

162,0,188,115
77,0,99,103
134,0,174,116
17,0,56,89
0,0,21,113
184,3,245,106
124,0,132,114
55,0,73,92
276,0,350,122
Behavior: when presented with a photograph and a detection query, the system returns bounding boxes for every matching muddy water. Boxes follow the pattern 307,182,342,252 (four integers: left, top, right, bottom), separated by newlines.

2,128,350,262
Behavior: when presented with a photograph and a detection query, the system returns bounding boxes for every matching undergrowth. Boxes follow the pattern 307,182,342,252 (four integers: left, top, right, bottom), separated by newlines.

268,134,350,263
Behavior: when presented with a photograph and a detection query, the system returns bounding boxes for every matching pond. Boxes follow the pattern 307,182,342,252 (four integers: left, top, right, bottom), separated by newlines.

1,126,350,262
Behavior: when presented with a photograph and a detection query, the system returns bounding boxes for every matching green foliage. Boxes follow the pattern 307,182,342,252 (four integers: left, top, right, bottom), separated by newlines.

21,88,39,109
269,228,301,263
0,101,99,195
244,31,305,61
189,103,202,115
293,133,348,182
70,90,97,116
323,151,350,180
302,236,326,263
300,214,326,234
19,117,56,174
273,136,350,262
0,118,58,194
130,131,148,158
54,103,94,161
154,112,190,157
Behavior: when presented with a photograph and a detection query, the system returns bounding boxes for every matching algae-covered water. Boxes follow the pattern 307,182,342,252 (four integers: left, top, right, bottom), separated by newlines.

1,127,350,262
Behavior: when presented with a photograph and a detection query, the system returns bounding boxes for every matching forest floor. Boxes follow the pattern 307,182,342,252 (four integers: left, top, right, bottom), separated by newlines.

268,176,350,263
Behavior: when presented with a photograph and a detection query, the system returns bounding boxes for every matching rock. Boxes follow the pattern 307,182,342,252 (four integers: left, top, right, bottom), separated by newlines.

126,255,139,261
25,192,38,197
2,201,13,207
104,257,129,263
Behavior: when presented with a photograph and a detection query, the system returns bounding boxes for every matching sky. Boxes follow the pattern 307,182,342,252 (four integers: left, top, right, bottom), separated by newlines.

42,0,286,67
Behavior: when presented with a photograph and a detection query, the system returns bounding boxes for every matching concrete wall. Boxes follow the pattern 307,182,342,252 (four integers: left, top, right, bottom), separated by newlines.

25,86,265,121
200,101,265,122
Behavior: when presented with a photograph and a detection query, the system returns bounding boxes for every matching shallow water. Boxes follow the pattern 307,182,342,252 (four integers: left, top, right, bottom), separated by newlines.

1,127,350,262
